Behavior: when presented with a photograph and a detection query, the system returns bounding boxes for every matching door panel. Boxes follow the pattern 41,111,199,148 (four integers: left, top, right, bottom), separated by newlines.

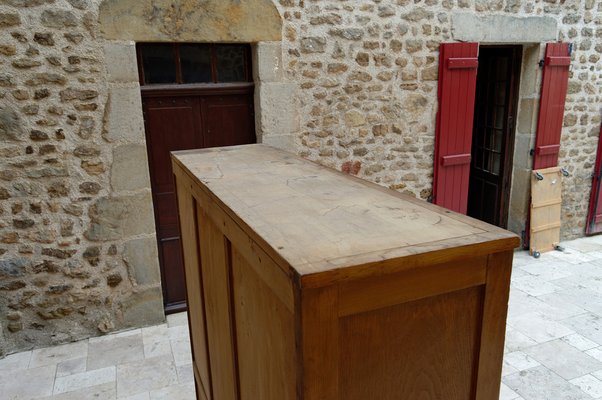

467,47,521,228
204,94,255,148
587,125,602,235
433,42,479,214
143,89,255,311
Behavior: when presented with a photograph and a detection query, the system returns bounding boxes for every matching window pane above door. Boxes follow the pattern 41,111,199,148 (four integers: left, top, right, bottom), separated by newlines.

140,44,177,84
181,44,213,83
216,45,247,82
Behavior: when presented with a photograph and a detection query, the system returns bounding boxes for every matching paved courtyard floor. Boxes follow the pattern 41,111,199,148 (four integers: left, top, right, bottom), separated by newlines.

3,235,602,399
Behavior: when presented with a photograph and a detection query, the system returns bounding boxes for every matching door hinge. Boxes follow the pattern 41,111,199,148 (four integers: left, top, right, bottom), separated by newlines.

530,148,535,156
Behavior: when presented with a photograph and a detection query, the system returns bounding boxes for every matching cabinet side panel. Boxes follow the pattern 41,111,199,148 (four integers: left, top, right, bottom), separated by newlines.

301,286,339,400
175,181,213,400
198,205,239,400
475,250,514,400
231,246,296,399
340,286,484,400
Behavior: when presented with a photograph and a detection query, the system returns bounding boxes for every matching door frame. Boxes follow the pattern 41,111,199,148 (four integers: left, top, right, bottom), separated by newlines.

468,45,522,228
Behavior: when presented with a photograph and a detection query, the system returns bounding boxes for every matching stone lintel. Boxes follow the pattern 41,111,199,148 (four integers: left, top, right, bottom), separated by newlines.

452,13,557,43
99,0,282,42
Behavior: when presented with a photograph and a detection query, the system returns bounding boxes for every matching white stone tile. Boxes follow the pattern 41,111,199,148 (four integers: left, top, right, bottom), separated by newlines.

141,324,169,346
89,329,142,344
171,338,192,366
30,341,88,368
116,355,178,398
550,286,602,316
0,350,31,372
39,382,116,400
143,339,172,359
534,293,587,320
118,392,150,400
57,356,87,377
88,332,144,371
0,364,56,399
586,347,602,362
563,312,602,345
504,351,541,371
519,260,574,281
524,339,602,380
176,363,194,384
511,274,562,296
562,238,602,253
504,366,591,400
166,312,188,328
505,327,538,353
168,325,190,341
502,359,519,377
570,374,602,399
149,382,195,400
561,333,600,352
508,311,575,343
54,366,116,394
500,383,521,400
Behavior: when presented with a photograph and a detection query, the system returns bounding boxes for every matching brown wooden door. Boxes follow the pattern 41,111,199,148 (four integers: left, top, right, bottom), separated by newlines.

467,46,521,228
142,88,255,312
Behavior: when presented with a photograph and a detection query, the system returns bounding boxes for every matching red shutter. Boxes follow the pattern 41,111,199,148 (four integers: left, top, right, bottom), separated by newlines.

533,43,571,169
433,42,479,214
587,125,602,235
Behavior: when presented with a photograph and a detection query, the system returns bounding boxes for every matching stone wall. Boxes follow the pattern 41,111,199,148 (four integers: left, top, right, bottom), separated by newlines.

0,0,600,355
279,0,601,241
0,0,162,357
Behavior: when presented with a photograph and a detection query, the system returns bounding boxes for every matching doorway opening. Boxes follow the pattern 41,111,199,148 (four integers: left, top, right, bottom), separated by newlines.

467,46,522,228
137,43,256,313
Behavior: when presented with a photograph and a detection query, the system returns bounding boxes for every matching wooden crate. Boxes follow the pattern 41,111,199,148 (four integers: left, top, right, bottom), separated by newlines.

171,144,520,400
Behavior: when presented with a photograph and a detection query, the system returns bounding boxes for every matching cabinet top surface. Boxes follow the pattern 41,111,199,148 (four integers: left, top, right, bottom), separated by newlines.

172,145,519,277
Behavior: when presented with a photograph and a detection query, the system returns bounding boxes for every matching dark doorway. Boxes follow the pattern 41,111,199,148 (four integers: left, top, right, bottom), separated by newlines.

467,46,521,228
137,43,256,313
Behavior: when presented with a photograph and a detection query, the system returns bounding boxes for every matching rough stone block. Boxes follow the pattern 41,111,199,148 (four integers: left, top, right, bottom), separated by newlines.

122,236,160,286
512,133,534,169
111,144,151,192
121,286,165,328
103,43,139,83
103,85,145,143
260,134,296,153
517,98,537,134
85,191,155,241
451,13,557,43
252,41,283,83
99,0,281,42
256,82,299,137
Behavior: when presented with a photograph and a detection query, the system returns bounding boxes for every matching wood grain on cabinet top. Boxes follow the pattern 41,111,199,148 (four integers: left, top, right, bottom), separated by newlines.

172,144,519,287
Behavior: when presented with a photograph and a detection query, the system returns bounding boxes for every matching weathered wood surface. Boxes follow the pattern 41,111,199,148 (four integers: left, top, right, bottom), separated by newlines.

172,144,520,400
530,166,562,254
172,144,518,288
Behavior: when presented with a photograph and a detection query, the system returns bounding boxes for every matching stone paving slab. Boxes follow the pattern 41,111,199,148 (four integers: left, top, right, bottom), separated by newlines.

2,236,602,399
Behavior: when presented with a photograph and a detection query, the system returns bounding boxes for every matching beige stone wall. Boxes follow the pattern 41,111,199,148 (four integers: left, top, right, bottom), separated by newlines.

278,0,601,241
0,0,600,355
0,0,163,356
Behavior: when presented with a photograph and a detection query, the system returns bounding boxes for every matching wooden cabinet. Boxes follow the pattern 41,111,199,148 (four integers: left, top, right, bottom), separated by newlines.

172,144,519,400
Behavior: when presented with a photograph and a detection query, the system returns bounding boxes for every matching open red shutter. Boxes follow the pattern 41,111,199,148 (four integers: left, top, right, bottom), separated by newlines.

433,42,479,214
587,125,602,235
533,43,571,169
